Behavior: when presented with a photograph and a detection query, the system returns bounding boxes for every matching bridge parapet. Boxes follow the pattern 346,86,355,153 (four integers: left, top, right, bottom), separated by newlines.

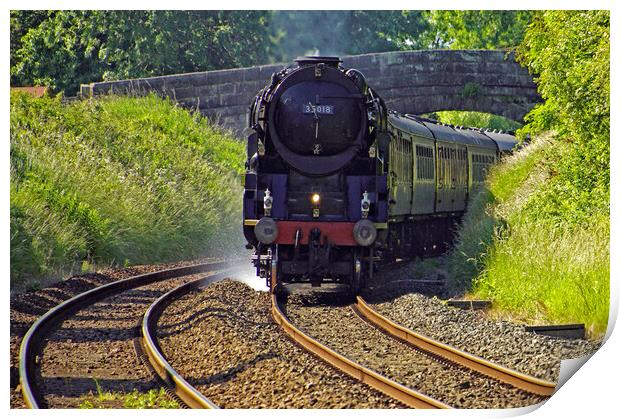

81,49,540,135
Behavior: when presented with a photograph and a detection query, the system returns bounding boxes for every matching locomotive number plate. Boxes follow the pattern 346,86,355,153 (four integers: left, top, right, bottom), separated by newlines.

303,104,334,115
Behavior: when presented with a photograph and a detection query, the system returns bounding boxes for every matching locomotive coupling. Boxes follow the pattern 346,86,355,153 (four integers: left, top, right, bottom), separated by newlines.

255,217,278,244
353,219,377,247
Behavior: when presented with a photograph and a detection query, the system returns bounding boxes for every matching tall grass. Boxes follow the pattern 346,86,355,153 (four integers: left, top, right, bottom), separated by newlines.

447,135,609,337
474,214,609,337
10,92,245,289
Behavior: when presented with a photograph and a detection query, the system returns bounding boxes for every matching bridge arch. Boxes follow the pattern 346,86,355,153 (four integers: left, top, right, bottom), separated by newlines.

344,50,540,122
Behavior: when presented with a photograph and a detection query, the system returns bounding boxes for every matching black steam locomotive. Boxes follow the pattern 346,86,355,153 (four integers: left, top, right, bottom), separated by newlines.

242,56,517,293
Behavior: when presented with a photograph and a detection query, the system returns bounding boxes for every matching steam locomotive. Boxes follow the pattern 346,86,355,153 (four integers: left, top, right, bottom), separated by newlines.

242,56,517,293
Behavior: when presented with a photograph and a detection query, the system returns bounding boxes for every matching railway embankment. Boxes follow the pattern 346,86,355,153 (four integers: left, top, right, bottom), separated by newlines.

446,134,609,337
10,92,245,291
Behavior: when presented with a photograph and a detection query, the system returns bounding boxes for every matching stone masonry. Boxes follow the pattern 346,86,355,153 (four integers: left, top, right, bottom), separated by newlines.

80,50,540,136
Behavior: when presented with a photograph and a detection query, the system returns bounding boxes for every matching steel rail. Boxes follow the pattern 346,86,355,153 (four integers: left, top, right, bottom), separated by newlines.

270,293,451,409
355,296,556,397
140,267,245,409
18,259,238,408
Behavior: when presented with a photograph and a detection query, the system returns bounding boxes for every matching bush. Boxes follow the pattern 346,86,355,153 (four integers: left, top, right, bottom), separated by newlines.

448,136,609,337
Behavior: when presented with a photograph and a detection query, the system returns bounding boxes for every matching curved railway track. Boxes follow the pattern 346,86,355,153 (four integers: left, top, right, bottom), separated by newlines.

280,288,551,408
18,260,238,409
19,260,555,409
139,269,245,408
354,296,556,397
271,292,450,409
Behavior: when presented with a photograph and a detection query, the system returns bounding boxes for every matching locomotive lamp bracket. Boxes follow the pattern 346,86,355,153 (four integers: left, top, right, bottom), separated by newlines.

315,63,324,78
361,191,371,218
264,189,273,216
258,140,265,156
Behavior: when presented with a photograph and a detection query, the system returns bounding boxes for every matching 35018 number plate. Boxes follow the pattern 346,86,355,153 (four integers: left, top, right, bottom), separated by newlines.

303,104,335,115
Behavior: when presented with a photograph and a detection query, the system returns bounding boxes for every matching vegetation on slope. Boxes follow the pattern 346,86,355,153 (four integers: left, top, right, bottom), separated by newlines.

10,93,245,289
448,11,610,337
448,137,609,336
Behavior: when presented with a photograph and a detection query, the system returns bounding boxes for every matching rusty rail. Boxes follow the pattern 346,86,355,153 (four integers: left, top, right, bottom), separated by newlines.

271,293,451,409
355,296,556,397
18,260,238,408
140,269,245,409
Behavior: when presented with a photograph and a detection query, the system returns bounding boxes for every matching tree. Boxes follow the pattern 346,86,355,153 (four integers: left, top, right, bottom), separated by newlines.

427,11,533,49
269,11,431,62
517,10,610,223
11,11,273,95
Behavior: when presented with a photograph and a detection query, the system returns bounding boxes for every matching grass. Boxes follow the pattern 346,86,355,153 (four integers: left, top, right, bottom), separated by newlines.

473,214,609,336
10,92,245,289
447,134,609,337
432,110,523,132
78,385,179,409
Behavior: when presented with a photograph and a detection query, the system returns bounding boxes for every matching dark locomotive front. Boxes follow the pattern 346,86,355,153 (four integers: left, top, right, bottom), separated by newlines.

243,56,388,293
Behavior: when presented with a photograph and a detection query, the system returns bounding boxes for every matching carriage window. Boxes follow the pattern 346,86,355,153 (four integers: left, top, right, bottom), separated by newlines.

472,153,494,182
416,145,434,180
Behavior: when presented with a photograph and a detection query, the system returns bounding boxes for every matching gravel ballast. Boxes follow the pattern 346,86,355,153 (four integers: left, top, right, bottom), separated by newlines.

284,289,547,409
364,279,601,382
10,257,602,409
156,280,403,408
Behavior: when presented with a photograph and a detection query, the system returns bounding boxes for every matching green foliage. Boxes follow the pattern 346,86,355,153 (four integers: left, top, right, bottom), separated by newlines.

11,10,537,96
432,111,522,132
474,213,609,337
11,10,272,95
427,11,533,49
269,11,431,62
447,11,610,337
123,389,179,409
79,388,178,409
448,138,609,337
10,92,245,288
516,10,610,226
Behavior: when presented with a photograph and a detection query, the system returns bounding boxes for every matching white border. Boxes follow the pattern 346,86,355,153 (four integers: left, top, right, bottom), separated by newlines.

3,2,617,418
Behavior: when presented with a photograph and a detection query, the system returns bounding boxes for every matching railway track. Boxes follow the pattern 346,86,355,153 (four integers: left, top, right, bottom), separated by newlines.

18,260,556,409
153,279,405,408
19,263,399,409
281,289,550,408
271,292,450,409
139,269,246,408
354,296,556,397
18,260,239,408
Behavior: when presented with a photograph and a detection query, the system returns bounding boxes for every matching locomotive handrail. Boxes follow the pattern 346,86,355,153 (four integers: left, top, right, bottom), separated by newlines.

355,296,556,397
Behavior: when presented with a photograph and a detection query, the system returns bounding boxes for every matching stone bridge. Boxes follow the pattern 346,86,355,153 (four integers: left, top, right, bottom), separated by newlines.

81,50,540,135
